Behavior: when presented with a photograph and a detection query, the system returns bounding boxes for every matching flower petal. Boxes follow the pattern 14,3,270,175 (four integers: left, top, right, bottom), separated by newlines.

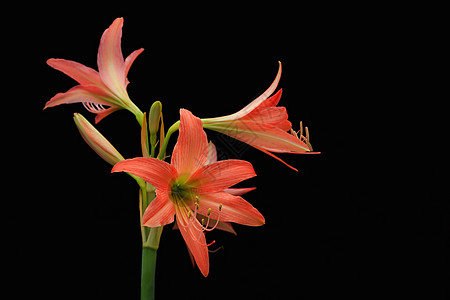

175,205,209,277
235,61,282,118
197,192,265,226
171,109,208,177
97,17,127,98
203,61,282,123
191,159,256,193
124,48,144,83
142,191,175,227
205,120,310,153
111,157,177,192
94,106,121,124
243,106,291,131
47,58,104,87
44,85,117,109
224,187,256,196
206,142,217,165
258,88,283,108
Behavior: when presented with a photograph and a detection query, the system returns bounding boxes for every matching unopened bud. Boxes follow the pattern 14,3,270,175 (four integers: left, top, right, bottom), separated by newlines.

73,113,124,165
148,101,162,147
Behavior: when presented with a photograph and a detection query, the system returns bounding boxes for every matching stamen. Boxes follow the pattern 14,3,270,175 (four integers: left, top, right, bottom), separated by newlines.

290,128,299,138
203,203,222,232
184,203,224,247
294,121,314,151
83,102,109,114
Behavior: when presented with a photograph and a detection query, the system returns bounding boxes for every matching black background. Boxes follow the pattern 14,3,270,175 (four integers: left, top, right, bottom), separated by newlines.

7,3,447,299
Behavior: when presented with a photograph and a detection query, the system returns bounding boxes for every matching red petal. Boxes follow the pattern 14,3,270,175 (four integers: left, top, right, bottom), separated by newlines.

243,106,291,131
111,157,177,192
224,187,256,196
97,18,127,98
197,192,265,226
175,205,209,276
229,61,282,120
259,88,283,108
142,191,175,227
206,142,217,165
94,106,121,124
47,58,104,87
124,48,144,81
210,120,310,153
251,145,299,172
44,85,116,109
171,109,208,176
191,159,256,193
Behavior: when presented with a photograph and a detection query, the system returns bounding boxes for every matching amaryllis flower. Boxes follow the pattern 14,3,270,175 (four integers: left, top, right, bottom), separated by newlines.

112,109,265,276
202,61,319,171
45,17,144,124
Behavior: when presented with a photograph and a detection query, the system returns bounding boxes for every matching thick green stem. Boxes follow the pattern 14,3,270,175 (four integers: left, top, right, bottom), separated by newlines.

141,247,157,300
139,117,178,300
139,183,163,299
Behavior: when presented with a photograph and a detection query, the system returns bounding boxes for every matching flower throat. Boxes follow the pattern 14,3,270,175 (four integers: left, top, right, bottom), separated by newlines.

170,181,195,206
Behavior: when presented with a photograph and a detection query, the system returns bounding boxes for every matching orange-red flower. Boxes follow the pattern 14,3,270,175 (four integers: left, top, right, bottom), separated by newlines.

112,109,264,276
202,61,319,171
45,18,144,124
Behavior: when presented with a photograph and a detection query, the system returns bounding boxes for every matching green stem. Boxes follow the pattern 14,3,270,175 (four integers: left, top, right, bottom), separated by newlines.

157,121,180,160
141,247,157,300
139,118,178,300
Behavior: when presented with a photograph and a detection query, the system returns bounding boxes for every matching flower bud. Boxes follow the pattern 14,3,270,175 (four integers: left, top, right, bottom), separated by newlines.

73,113,124,165
148,101,162,147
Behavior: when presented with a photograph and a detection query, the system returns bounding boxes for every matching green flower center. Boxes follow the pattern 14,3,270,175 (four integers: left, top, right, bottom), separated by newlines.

170,179,196,206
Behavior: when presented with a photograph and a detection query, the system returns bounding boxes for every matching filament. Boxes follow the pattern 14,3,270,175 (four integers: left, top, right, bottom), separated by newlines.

291,121,314,151
83,102,109,114
181,199,223,248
